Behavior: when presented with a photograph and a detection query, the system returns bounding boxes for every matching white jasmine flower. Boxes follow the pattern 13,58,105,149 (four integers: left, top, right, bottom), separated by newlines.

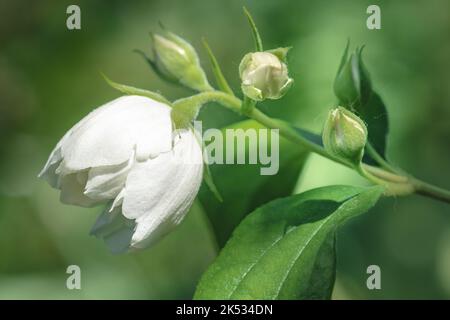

39,95,203,253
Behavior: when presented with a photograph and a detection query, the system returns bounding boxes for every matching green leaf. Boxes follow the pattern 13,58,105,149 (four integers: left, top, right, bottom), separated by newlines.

198,119,308,247
194,185,383,300
354,46,373,107
101,73,171,105
202,38,234,96
243,7,263,51
361,92,389,164
333,42,389,162
334,46,372,108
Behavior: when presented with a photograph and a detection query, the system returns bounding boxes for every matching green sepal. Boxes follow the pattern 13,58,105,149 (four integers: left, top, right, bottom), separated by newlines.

203,162,223,202
266,47,291,63
202,38,234,95
170,96,202,130
193,126,223,202
333,42,372,109
101,73,171,105
243,6,263,51
134,48,178,84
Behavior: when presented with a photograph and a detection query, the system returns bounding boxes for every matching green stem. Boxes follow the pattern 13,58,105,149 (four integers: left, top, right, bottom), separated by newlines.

411,178,450,204
250,108,353,168
357,165,387,186
175,91,242,113
180,90,450,204
363,165,408,184
357,164,414,196
365,143,399,173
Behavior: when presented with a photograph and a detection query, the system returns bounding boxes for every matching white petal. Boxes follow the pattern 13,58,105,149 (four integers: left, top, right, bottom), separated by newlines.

110,188,125,211
60,96,173,171
59,171,99,207
84,150,134,201
121,154,179,220
90,205,136,254
38,99,117,183
38,147,63,188
121,129,203,249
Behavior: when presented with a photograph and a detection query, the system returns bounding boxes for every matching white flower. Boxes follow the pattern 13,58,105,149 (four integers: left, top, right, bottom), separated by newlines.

39,95,204,253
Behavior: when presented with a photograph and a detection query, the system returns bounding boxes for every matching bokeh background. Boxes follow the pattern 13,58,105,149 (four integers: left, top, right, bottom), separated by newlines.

1,0,449,299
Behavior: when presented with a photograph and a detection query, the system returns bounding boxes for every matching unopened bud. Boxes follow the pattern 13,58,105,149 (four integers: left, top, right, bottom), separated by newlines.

148,30,212,92
239,50,293,101
322,107,368,164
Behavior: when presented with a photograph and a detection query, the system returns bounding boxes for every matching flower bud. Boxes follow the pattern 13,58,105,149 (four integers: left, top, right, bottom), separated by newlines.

322,107,368,164
239,50,293,101
149,30,212,92
334,45,372,108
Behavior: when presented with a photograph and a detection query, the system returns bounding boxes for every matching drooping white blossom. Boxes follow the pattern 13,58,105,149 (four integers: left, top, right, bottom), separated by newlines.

39,95,204,253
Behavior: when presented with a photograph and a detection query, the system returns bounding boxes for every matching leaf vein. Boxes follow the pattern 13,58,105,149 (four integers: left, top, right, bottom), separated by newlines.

227,233,284,299
273,213,334,299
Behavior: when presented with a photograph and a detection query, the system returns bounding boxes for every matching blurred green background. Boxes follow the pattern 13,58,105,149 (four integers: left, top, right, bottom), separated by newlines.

1,0,449,299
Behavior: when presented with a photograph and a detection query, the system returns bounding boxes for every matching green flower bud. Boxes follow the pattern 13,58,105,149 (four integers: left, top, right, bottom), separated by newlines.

148,30,212,92
334,44,372,108
239,50,293,101
322,107,368,164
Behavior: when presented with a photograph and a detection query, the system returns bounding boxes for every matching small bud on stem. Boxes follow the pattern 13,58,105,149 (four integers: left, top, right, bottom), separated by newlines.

322,107,368,165
139,28,212,92
239,50,293,101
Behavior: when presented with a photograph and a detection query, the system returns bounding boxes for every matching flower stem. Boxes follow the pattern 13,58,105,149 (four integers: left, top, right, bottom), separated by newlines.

249,108,353,167
182,90,450,204
363,165,408,184
411,178,450,204
365,143,400,173
357,164,414,196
